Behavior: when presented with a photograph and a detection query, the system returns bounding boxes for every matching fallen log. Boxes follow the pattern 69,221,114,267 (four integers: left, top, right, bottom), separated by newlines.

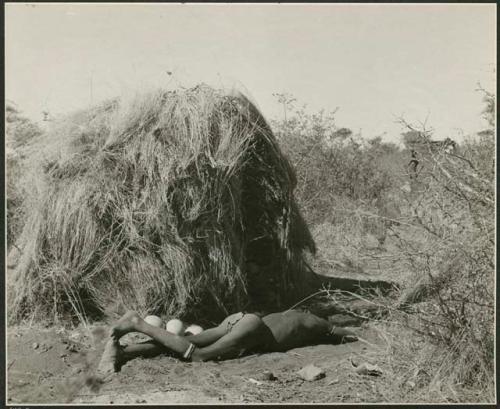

310,272,399,294
303,260,399,295
294,262,399,319
305,294,388,320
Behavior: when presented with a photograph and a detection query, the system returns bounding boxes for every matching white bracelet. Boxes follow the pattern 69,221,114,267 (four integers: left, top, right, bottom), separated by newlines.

183,343,196,360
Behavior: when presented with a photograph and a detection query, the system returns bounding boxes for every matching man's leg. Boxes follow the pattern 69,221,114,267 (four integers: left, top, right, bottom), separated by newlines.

185,312,247,347
121,340,169,359
98,338,122,374
107,311,271,363
99,339,178,374
113,313,245,367
112,311,241,347
110,311,200,356
117,313,271,362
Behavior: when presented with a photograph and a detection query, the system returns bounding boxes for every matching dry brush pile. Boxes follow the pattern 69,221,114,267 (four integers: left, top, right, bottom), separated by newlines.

6,102,44,246
9,85,316,325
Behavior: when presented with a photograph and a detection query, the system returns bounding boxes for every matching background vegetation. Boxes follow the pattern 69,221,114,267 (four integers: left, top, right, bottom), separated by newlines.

269,88,495,402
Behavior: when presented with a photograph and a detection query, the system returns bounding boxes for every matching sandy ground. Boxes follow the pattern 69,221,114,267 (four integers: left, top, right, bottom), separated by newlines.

7,322,390,404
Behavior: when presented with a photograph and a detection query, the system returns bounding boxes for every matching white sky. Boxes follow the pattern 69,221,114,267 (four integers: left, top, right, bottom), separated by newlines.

5,3,496,142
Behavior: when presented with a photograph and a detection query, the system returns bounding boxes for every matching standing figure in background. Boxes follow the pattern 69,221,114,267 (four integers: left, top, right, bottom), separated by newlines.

408,149,420,179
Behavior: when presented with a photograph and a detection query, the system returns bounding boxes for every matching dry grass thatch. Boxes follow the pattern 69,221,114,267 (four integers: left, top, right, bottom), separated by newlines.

9,84,315,324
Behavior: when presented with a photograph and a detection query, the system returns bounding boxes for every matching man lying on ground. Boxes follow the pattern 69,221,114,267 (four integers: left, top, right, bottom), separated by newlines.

98,310,358,373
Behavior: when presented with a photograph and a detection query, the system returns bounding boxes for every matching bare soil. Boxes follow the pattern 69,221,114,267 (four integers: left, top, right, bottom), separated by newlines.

7,322,389,404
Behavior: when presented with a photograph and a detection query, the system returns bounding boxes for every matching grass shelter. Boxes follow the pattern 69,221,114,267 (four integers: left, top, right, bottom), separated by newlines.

9,84,316,325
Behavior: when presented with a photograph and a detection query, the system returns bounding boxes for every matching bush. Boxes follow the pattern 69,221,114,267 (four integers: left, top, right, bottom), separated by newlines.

270,90,494,400
392,93,495,398
270,95,397,227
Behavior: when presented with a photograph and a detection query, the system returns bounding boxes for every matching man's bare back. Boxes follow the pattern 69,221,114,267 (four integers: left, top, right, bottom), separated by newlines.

262,311,351,352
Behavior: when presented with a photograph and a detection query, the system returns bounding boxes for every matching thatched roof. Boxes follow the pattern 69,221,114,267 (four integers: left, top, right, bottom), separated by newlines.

9,85,315,324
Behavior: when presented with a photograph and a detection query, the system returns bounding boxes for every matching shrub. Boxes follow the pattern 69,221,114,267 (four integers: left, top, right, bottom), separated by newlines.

270,95,396,227
393,93,495,397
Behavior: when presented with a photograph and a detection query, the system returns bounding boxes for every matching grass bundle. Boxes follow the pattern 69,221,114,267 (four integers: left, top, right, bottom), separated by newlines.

9,85,315,324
